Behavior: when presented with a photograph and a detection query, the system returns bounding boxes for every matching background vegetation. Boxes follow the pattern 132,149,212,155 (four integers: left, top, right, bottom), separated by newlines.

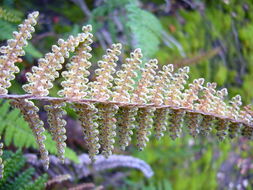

1,0,253,189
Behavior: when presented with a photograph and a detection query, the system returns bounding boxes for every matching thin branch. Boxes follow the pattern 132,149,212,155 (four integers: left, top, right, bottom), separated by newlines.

96,32,107,49
173,47,221,68
32,31,57,44
231,20,246,84
46,174,71,186
25,153,154,179
101,28,113,45
112,10,124,32
162,30,186,57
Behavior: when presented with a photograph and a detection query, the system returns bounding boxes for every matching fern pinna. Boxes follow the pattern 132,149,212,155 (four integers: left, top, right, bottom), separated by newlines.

0,11,253,172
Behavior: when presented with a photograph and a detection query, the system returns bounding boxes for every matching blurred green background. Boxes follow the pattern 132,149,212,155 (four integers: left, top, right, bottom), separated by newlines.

1,0,253,189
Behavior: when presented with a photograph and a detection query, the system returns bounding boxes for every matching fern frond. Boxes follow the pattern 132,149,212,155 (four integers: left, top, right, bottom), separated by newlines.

125,2,163,58
0,150,25,188
0,11,38,95
0,150,48,190
88,0,164,58
4,168,34,190
0,10,253,169
25,174,48,190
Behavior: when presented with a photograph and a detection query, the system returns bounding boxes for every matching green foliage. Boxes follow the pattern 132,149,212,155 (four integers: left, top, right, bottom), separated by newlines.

89,0,164,58
4,168,34,190
215,64,228,86
0,150,48,190
0,19,15,40
128,132,231,190
0,7,23,23
48,1,85,22
23,43,43,59
126,2,163,58
0,150,26,188
0,100,79,163
24,174,48,190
